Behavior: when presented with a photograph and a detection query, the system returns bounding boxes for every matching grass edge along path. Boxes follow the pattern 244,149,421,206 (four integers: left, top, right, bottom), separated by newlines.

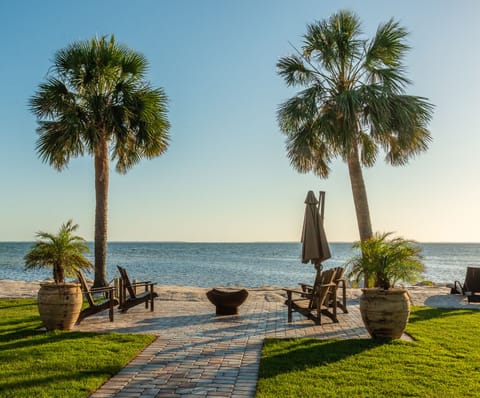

257,306,480,397
0,298,156,398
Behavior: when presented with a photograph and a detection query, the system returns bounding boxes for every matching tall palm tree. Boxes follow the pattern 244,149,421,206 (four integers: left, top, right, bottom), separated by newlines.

30,36,170,287
277,11,433,243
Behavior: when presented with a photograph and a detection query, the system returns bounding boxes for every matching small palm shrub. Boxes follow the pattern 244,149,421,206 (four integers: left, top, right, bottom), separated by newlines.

24,220,92,283
348,232,425,289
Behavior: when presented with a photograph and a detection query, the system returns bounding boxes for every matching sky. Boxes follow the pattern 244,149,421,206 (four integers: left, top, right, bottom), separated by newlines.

0,0,479,243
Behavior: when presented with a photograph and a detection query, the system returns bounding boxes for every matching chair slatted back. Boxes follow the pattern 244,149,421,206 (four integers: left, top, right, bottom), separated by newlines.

464,267,480,292
77,271,95,307
309,268,335,310
334,267,345,281
117,265,137,298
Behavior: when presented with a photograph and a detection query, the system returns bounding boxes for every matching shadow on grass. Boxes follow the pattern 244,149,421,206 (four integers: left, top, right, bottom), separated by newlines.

0,330,105,351
0,316,40,330
259,338,390,379
408,306,480,323
0,363,121,397
0,300,36,310
0,299,40,334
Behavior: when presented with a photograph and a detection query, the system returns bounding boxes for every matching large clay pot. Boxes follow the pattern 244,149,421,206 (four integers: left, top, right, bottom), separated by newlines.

37,282,83,330
360,288,410,339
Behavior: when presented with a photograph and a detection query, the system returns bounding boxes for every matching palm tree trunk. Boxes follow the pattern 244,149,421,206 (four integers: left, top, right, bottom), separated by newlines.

93,138,109,287
347,146,374,288
347,145,373,242
54,265,64,284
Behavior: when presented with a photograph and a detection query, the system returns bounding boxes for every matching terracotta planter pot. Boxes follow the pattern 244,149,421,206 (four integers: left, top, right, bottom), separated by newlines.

359,288,410,339
37,282,83,330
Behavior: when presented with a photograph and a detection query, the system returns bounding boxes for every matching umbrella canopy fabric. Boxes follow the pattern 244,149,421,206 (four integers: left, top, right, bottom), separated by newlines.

301,191,331,269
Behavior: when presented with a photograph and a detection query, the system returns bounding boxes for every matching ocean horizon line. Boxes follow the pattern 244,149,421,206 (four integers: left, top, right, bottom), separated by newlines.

1,240,479,245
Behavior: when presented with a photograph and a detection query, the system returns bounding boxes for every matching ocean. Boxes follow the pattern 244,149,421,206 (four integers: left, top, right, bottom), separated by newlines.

1,242,478,287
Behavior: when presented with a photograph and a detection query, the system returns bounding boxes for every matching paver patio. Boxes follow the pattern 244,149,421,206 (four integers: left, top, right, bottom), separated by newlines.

76,290,367,398
78,285,464,397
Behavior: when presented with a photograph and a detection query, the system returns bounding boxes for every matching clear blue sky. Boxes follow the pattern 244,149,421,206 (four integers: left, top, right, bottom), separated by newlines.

1,0,479,243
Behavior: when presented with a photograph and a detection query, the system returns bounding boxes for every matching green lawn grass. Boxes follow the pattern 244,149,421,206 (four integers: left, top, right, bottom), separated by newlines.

257,307,480,397
0,298,156,398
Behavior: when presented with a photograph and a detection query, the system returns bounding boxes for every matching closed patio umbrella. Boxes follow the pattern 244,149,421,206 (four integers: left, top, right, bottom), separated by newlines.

301,191,331,274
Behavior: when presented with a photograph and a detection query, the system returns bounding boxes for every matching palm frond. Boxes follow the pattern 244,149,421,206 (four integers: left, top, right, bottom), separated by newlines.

30,78,75,119
112,85,170,173
366,19,410,68
303,11,363,76
358,132,378,167
277,55,317,87
35,120,85,170
367,66,411,93
285,123,333,178
380,94,433,164
277,86,323,133
364,19,411,92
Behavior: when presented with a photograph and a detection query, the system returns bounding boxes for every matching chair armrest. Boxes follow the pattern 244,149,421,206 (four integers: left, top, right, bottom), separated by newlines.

320,282,336,289
283,288,313,300
130,281,156,288
283,288,310,295
83,286,115,294
453,280,465,294
299,283,313,289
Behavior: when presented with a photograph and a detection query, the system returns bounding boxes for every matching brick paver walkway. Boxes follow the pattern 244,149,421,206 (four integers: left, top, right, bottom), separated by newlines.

76,292,368,397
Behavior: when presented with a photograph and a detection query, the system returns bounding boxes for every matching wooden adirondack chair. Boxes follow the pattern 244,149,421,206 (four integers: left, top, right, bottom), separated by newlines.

284,268,337,325
117,266,158,312
299,267,348,314
76,271,118,324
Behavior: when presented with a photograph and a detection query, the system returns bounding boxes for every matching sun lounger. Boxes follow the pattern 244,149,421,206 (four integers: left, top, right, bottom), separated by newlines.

117,265,158,312
76,270,118,324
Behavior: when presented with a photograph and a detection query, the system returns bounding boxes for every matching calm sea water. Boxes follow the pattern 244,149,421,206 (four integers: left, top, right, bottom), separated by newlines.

1,242,478,287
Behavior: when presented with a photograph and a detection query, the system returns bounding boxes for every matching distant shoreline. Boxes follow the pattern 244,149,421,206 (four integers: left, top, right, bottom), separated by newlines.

0,279,459,308
4,279,478,311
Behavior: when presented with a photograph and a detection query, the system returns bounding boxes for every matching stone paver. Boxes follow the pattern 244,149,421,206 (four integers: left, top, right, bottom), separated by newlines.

78,293,368,398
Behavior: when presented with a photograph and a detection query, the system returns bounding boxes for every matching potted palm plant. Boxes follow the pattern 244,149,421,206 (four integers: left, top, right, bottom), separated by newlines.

24,220,92,330
348,232,425,339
